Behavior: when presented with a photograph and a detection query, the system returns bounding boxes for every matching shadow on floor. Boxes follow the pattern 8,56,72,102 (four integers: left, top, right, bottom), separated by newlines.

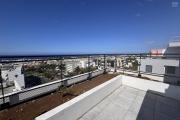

136,88,180,120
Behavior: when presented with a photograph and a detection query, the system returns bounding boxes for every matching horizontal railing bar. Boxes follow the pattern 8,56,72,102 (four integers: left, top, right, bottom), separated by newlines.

1,53,180,58
0,69,104,99
0,53,180,64
118,69,180,78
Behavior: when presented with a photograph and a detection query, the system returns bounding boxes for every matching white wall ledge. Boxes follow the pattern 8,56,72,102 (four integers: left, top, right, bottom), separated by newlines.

35,75,180,120
35,75,122,120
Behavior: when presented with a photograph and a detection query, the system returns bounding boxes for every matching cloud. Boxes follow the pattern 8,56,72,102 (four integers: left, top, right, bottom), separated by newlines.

172,1,179,8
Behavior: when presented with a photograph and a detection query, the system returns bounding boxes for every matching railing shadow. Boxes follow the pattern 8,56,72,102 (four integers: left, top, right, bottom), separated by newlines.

136,86,180,120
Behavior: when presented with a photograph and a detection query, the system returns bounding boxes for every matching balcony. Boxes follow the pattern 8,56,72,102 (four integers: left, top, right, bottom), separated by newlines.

0,54,180,120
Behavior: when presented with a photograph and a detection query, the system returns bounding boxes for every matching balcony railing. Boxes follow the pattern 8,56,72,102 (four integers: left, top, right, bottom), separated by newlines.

0,53,180,109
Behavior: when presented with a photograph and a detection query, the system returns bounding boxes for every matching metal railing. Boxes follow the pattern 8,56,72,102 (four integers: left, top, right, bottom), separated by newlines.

0,54,108,108
0,53,180,108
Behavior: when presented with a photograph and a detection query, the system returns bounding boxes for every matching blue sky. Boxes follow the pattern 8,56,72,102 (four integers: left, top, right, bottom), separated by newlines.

0,0,180,55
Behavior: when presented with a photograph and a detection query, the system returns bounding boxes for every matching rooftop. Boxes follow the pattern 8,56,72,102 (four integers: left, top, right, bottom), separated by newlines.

169,41,180,47
35,75,180,120
79,86,180,120
0,54,180,120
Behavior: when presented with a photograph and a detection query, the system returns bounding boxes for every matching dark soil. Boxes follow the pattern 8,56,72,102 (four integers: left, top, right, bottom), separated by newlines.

0,74,117,120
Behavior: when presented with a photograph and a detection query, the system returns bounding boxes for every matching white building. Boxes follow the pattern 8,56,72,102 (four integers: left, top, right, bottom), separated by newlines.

64,58,96,73
1,65,25,91
140,41,180,84
64,59,81,73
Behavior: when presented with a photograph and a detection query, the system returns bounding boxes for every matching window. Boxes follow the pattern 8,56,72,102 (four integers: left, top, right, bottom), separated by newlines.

146,65,152,73
165,66,176,74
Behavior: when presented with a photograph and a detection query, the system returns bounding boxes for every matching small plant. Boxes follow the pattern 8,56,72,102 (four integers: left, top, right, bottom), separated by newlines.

58,85,77,97
58,85,67,93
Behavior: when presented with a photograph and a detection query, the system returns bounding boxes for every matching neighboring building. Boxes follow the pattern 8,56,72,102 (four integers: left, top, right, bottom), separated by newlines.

150,49,166,56
116,57,123,68
64,58,96,73
140,41,180,84
1,64,25,91
65,60,81,73
46,60,59,65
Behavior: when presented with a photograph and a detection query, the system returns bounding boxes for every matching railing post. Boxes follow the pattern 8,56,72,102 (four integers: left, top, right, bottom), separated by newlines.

103,54,106,74
60,57,67,87
97,58,99,67
88,55,91,79
0,69,5,104
122,56,125,74
114,56,117,72
60,57,63,80
138,54,142,77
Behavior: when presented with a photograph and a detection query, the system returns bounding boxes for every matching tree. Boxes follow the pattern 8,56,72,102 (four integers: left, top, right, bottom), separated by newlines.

74,66,82,75
132,60,138,71
58,62,66,79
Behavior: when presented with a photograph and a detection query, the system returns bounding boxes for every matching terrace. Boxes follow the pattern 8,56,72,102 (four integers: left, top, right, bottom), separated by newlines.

79,84,180,120
36,75,180,120
0,54,180,120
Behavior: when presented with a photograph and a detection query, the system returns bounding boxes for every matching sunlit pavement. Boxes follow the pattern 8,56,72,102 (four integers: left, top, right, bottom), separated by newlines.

79,86,180,120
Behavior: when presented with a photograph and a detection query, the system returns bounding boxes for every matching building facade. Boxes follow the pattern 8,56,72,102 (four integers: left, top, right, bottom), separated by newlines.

140,41,180,84
1,64,25,91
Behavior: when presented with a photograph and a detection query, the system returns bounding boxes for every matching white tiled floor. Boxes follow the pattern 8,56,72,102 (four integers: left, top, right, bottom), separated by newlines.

79,86,180,120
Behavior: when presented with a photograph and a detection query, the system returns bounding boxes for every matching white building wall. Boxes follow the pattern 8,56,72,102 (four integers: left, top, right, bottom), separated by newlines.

140,58,179,74
80,61,87,68
169,41,180,47
140,58,180,83
14,74,25,90
1,65,25,90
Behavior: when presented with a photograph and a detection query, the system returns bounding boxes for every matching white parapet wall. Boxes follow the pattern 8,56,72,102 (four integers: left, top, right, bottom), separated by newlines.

35,75,122,120
121,75,180,101
0,69,106,105
35,74,180,120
